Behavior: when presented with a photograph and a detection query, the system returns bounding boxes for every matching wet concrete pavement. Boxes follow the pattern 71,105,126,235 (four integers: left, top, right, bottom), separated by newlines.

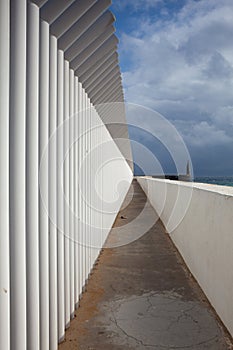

59,179,233,349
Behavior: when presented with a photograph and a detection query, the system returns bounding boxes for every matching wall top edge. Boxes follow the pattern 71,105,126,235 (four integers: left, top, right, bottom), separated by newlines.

137,177,233,197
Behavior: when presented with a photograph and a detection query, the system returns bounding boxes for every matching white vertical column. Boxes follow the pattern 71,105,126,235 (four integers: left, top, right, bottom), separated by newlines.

80,87,85,289
78,82,83,296
93,108,97,260
39,19,50,350
92,106,96,260
100,115,104,246
98,116,100,250
98,111,102,253
82,91,85,285
26,3,40,350
93,108,96,255
96,109,99,252
49,34,58,350
87,98,91,272
64,60,70,328
89,103,93,266
94,108,98,256
87,98,92,268
91,101,94,265
84,95,88,276
97,110,101,255
57,49,65,343
0,0,10,349
74,76,79,306
95,107,99,254
82,91,87,286
85,93,88,282
9,0,27,349
69,69,75,319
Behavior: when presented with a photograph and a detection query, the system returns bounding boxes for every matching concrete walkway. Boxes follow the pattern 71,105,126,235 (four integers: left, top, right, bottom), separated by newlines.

59,180,232,350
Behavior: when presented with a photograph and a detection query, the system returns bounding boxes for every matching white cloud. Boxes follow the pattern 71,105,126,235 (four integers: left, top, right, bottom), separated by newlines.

213,106,233,129
119,0,233,152
174,120,232,147
113,0,163,13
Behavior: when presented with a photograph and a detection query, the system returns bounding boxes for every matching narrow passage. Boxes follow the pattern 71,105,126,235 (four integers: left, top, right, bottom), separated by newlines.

59,179,232,350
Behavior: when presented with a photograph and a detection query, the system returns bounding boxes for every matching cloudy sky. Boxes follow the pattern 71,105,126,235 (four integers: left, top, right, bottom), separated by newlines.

111,0,233,177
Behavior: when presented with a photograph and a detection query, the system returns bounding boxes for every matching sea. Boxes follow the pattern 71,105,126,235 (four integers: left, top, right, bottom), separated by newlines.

194,176,233,187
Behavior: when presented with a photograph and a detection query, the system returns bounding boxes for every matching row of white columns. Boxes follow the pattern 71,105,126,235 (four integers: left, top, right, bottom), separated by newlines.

0,1,133,350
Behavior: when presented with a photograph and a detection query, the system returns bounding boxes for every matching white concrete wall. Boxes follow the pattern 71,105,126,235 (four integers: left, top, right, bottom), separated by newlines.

138,177,233,338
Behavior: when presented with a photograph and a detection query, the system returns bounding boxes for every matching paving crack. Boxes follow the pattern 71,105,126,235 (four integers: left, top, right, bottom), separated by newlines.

109,306,220,349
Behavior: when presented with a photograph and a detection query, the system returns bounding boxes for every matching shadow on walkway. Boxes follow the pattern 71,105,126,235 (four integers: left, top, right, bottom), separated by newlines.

59,179,232,349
